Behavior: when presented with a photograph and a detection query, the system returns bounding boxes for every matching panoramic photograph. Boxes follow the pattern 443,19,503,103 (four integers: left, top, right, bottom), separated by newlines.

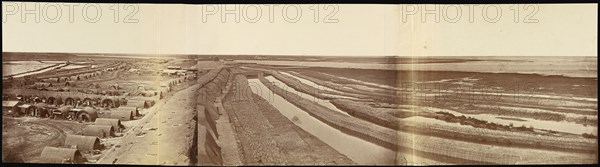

2,54,597,165
2,2,598,166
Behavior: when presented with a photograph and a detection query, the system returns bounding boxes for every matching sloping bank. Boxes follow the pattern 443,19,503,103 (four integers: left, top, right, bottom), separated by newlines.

244,67,374,101
258,72,596,164
195,67,231,165
223,74,356,165
331,98,597,154
330,99,402,130
272,69,397,103
257,73,398,150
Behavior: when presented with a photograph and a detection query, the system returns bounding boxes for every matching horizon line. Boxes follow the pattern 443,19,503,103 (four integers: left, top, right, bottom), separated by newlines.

2,51,598,58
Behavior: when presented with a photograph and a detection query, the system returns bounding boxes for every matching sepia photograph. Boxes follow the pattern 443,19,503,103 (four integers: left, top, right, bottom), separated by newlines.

2,2,598,166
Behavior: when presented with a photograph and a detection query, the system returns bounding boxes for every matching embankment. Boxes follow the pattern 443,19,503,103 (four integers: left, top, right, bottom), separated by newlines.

257,73,398,150
223,74,356,165
195,67,231,165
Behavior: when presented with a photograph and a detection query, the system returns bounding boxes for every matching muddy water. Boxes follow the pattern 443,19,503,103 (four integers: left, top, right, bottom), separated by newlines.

2,61,60,76
247,78,395,165
279,72,360,100
61,64,88,69
403,116,480,129
12,64,68,78
280,72,360,100
421,106,597,135
318,72,402,91
263,76,350,116
280,72,345,93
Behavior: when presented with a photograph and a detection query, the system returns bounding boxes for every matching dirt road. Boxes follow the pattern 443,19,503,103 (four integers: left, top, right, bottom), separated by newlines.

96,84,199,165
2,117,86,163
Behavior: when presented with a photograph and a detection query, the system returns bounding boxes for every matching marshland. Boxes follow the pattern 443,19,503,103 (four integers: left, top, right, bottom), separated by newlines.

2,53,597,165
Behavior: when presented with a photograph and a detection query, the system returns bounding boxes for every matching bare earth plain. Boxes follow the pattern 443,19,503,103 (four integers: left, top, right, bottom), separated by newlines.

2,53,597,165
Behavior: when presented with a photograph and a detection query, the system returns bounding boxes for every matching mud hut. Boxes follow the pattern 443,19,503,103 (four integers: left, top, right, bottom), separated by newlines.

54,97,64,105
119,97,128,106
81,97,95,107
34,82,53,90
16,104,33,117
109,84,121,90
46,96,58,105
47,78,60,83
144,100,155,107
83,125,115,138
94,118,123,132
74,97,82,104
52,105,73,120
32,96,45,103
82,73,90,79
126,100,150,109
105,90,124,96
64,135,102,151
102,90,113,96
102,109,134,121
88,83,100,89
71,107,98,122
39,147,86,164
65,81,76,87
100,98,117,108
64,97,76,106
59,77,70,82
117,106,139,117
140,91,155,97
33,103,50,117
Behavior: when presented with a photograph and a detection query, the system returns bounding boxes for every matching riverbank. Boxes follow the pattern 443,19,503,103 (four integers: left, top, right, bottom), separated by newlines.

222,74,356,165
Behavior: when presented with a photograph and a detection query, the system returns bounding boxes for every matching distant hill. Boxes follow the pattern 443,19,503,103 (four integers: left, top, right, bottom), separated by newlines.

2,52,78,61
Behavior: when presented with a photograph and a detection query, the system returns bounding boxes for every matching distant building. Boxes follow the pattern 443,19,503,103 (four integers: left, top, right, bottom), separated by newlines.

2,101,22,116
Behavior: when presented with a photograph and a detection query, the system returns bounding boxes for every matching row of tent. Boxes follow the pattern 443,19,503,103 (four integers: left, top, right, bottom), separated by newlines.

40,71,102,83
3,99,150,122
2,102,98,122
3,89,126,108
164,74,197,88
35,62,124,80
11,86,126,96
38,118,125,164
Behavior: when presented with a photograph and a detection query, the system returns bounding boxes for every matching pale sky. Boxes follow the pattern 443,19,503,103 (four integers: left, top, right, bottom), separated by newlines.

2,3,597,56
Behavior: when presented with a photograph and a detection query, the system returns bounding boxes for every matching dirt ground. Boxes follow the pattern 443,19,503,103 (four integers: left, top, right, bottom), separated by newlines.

222,75,356,165
4,56,596,165
2,117,87,163
96,84,199,165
